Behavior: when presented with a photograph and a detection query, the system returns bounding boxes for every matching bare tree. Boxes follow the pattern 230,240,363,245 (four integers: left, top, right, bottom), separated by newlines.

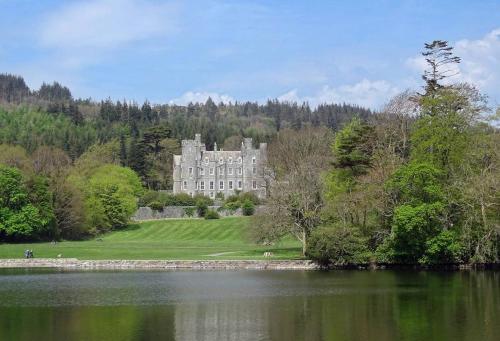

252,127,334,256
371,90,418,159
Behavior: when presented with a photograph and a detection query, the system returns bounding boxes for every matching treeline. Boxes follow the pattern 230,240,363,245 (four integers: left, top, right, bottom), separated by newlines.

0,72,372,241
255,41,500,265
0,142,142,242
0,73,371,190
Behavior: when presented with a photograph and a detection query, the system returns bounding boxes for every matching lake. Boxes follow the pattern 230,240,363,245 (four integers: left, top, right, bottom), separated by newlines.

0,269,498,341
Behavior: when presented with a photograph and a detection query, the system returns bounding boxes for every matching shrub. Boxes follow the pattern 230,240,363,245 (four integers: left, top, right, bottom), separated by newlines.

242,200,255,216
308,226,370,266
224,194,240,203
172,193,196,206
205,209,220,219
149,201,164,211
138,190,160,207
223,201,241,212
239,192,260,205
140,192,214,207
193,194,214,206
184,206,195,218
196,200,208,218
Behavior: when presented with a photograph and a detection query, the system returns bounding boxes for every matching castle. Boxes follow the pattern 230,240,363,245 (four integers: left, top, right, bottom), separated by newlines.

173,134,267,199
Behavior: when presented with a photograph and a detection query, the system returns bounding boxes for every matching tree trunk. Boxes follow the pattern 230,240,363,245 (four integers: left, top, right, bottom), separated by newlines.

302,230,307,256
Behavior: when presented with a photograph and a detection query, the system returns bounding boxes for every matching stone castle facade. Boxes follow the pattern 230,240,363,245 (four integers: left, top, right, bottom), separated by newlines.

173,134,267,199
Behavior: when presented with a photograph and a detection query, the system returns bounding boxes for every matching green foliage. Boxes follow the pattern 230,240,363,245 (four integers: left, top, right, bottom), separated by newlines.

0,166,55,241
204,209,220,219
421,230,462,264
308,226,370,265
333,117,375,176
139,191,214,208
222,192,259,216
242,200,255,216
388,202,445,263
223,201,241,212
74,165,143,233
0,108,97,157
196,200,208,218
184,206,195,217
149,201,164,211
386,162,444,205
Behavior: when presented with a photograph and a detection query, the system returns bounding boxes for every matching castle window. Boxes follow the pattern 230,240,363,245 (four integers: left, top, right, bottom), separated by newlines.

219,157,224,164
228,181,233,190
219,181,224,190
209,168,214,175
252,157,256,164
252,180,257,189
228,168,233,175
237,180,242,189
252,167,256,175
237,167,242,175
200,168,205,175
204,157,209,165
228,157,233,164
183,181,187,190
238,157,242,163
210,192,214,198
220,168,224,175
200,181,205,190
189,167,193,175
209,181,214,190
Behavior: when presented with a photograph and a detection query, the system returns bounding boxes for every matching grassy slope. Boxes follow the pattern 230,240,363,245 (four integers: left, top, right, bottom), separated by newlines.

0,217,302,260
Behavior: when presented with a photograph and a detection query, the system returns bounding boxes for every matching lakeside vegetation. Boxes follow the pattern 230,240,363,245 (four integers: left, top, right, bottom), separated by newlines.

0,40,498,267
0,217,302,260
253,41,499,266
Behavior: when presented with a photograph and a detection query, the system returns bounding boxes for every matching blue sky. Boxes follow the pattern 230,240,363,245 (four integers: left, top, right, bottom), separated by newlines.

1,0,499,109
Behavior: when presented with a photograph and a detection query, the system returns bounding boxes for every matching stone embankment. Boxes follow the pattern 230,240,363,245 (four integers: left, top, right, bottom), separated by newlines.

0,259,320,270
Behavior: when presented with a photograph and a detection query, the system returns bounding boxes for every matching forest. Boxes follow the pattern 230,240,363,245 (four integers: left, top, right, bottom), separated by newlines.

0,40,499,266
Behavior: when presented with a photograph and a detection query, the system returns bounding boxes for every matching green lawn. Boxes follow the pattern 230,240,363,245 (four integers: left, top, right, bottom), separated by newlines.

0,217,302,260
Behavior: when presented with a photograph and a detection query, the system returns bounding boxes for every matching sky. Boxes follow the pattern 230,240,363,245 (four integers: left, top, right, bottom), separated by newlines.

1,0,499,110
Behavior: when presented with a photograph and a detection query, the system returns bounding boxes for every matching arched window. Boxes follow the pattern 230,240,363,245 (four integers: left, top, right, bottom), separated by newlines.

204,157,209,165
219,157,224,164
238,157,242,164
252,157,256,164
228,157,233,164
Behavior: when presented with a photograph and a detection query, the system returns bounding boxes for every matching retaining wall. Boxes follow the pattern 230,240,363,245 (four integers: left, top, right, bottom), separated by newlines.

132,206,250,220
0,259,319,270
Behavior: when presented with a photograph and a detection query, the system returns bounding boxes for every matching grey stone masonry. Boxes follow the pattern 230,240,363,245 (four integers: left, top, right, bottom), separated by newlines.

0,259,320,270
173,134,267,199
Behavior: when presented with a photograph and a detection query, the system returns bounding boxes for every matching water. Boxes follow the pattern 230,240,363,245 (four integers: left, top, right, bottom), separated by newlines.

0,269,498,341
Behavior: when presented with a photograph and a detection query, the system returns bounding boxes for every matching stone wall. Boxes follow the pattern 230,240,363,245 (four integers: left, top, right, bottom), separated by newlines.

0,259,320,270
131,206,244,221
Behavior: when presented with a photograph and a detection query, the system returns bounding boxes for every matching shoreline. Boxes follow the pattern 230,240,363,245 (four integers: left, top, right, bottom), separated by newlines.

0,259,320,270
1,259,498,271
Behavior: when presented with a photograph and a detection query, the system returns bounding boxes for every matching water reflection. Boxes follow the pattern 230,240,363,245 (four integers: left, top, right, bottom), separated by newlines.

0,270,498,341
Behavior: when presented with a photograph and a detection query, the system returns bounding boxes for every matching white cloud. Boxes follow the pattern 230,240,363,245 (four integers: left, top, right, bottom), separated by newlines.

169,91,235,105
278,79,400,109
406,28,500,103
38,0,178,67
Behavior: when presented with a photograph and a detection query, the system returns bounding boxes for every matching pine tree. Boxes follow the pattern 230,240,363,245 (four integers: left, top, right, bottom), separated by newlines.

422,40,461,95
119,134,127,166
